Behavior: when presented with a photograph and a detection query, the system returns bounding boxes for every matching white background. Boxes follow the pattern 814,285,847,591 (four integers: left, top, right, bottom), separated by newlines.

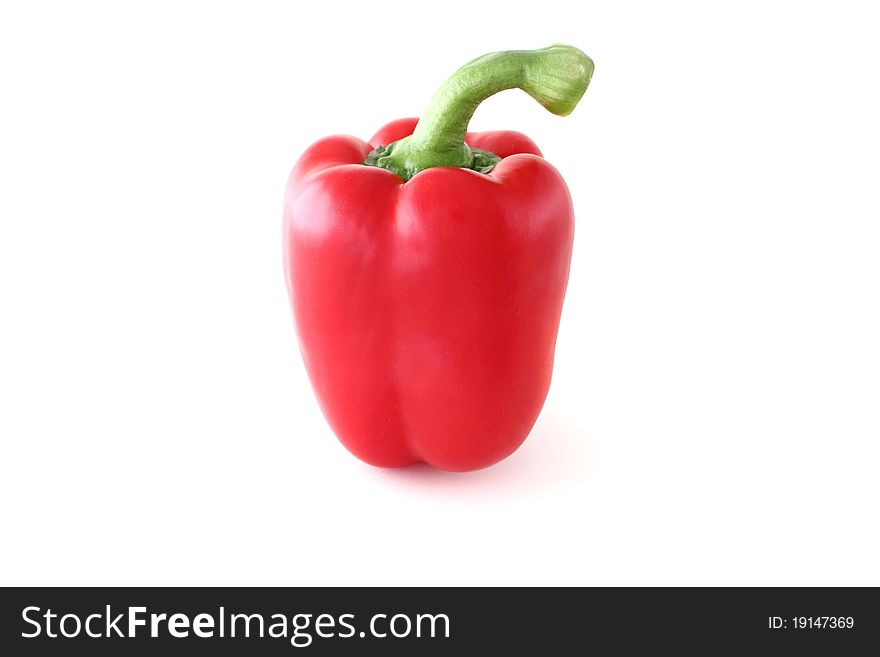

1,1,878,586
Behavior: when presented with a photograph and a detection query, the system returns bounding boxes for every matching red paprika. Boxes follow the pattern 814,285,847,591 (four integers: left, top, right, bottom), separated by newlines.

283,46,594,471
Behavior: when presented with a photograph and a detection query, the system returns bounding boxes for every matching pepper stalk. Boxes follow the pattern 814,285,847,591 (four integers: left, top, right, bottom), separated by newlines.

365,45,595,181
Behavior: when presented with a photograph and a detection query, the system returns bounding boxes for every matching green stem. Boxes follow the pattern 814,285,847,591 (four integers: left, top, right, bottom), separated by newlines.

367,45,594,181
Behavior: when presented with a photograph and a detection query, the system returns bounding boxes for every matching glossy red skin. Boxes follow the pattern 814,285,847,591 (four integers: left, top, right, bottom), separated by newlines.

283,118,574,471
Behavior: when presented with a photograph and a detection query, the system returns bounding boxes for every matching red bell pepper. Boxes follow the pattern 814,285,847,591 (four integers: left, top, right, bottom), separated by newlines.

283,46,594,471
